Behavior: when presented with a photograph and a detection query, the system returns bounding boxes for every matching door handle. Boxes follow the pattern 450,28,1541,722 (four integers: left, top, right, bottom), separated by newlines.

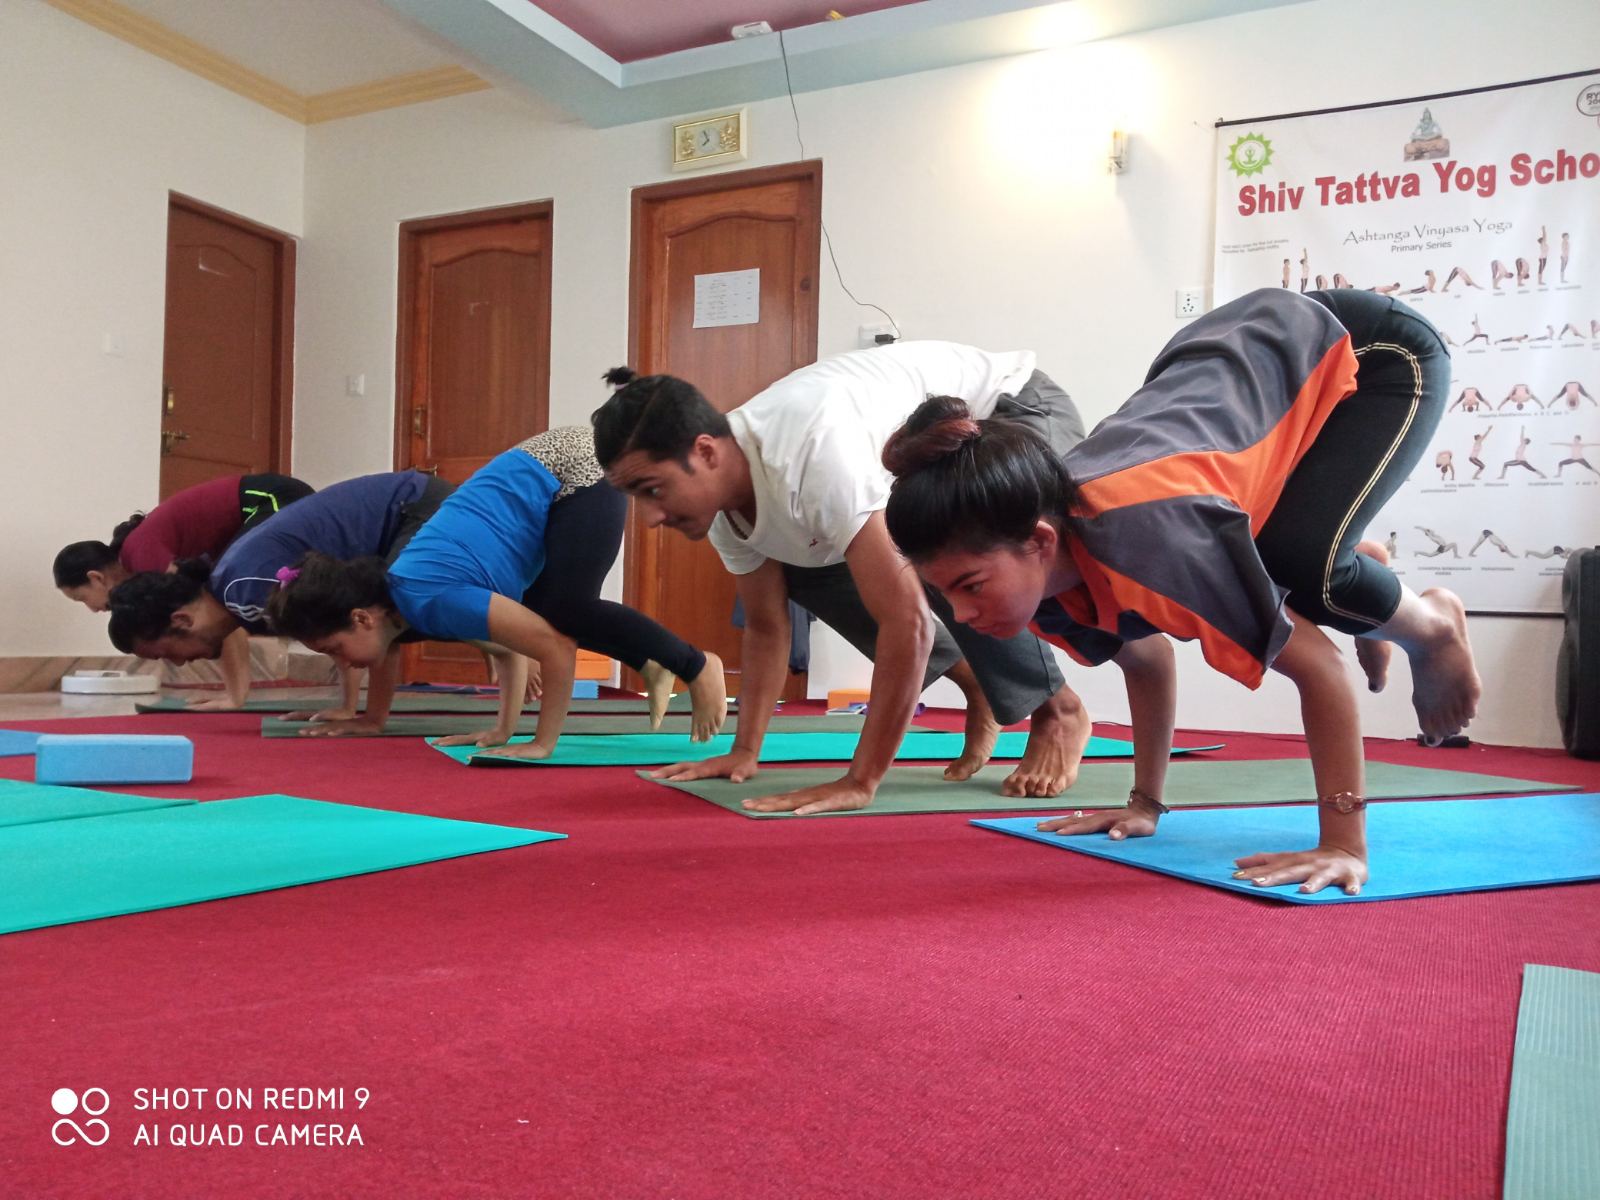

412,405,427,436
160,429,191,455
163,386,176,414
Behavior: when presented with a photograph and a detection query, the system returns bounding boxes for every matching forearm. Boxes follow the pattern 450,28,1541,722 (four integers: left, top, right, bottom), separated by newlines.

530,639,575,747
219,628,252,706
360,649,401,728
339,664,364,713
483,594,575,748
731,623,789,757
850,618,933,788
1116,637,1176,804
1295,665,1368,858
488,649,528,739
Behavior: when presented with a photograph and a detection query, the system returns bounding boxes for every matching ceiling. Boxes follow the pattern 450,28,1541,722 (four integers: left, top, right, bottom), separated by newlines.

114,0,463,94
57,0,1308,126
528,0,925,63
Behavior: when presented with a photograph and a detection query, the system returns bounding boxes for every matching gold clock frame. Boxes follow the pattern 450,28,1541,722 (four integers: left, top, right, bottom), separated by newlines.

671,108,749,171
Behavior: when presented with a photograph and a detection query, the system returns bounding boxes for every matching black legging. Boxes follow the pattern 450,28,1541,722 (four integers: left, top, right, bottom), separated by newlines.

1253,289,1450,634
239,473,315,532
521,480,706,681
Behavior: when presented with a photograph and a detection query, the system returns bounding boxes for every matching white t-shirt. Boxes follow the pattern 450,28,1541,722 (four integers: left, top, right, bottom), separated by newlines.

708,340,1036,574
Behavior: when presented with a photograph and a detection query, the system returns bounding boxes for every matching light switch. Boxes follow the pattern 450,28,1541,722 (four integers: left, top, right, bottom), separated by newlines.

346,374,366,397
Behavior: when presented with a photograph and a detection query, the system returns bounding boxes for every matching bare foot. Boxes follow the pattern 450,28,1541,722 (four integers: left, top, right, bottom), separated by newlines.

687,652,728,742
640,660,674,730
1407,589,1481,740
944,699,1001,782
1002,687,1092,798
1353,540,1393,693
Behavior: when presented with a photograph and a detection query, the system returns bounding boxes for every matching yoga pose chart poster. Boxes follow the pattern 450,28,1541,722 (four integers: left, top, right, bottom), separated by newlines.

1213,70,1600,613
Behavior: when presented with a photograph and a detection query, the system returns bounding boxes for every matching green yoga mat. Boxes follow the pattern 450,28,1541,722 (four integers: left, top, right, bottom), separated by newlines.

263,713,909,738
1505,964,1600,1200
646,759,1577,818
0,794,564,936
428,731,1205,768
0,779,195,828
138,693,703,716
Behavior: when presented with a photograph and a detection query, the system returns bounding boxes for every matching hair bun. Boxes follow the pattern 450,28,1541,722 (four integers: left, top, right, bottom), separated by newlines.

603,366,637,389
881,395,982,476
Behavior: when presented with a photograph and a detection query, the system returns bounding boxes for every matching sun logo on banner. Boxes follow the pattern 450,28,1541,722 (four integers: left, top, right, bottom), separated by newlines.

1226,132,1274,177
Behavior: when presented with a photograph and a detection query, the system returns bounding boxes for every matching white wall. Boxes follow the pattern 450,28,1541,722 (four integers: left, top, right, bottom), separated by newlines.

0,0,306,657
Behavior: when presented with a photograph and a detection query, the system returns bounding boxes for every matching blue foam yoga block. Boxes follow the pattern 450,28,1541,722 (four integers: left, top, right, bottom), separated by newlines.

34,735,194,785
571,680,599,699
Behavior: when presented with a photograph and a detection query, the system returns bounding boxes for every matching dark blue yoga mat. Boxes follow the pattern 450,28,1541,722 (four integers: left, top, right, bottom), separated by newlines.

974,793,1600,904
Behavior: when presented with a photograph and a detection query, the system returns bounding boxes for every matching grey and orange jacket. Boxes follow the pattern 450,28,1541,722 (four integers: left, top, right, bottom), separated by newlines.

1030,288,1360,688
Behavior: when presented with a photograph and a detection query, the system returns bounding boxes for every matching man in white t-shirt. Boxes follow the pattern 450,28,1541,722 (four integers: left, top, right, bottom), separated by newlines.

592,341,1110,816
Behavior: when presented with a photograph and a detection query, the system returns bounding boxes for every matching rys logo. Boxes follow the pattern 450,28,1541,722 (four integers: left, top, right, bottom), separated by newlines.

1226,132,1274,177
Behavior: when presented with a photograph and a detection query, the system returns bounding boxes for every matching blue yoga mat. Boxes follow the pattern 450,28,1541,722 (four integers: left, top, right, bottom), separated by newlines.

0,730,41,757
974,793,1600,904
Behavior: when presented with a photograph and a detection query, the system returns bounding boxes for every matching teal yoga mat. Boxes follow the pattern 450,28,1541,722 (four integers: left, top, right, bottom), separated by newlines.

974,792,1600,903
264,713,901,738
1504,964,1600,1200
649,759,1574,818
0,794,564,935
138,693,703,716
0,779,195,828
429,731,1204,768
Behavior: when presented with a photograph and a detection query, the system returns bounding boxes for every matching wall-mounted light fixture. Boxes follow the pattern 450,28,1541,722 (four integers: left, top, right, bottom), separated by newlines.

1108,130,1129,174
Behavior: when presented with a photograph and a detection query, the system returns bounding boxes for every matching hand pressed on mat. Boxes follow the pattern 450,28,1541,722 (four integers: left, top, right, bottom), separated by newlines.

742,774,875,816
1038,804,1159,841
298,716,387,739
1233,845,1368,896
475,741,554,762
650,749,759,784
434,728,513,749
184,696,243,712
278,706,358,723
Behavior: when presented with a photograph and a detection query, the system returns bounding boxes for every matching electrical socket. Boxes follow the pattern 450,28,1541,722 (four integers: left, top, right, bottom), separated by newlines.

1175,287,1207,318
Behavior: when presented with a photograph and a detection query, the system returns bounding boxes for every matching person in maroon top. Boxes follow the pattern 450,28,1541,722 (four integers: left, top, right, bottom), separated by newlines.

54,472,312,709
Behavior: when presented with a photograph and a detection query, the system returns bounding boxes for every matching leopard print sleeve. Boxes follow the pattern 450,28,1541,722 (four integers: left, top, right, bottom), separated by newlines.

515,426,604,499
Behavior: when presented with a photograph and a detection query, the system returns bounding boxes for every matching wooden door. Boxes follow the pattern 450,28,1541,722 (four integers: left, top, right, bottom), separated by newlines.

626,163,822,697
395,202,552,684
160,197,294,498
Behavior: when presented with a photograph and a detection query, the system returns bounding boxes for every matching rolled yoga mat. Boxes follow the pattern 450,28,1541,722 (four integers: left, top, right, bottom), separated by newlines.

264,714,926,738
973,792,1600,904
0,793,564,936
431,732,1222,768
139,692,706,716
647,759,1576,819
1503,963,1600,1200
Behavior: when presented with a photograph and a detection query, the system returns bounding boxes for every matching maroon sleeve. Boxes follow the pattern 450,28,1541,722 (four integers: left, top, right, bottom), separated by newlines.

118,524,180,575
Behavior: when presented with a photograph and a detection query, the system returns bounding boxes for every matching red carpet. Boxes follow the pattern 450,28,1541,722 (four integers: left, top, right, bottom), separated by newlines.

2,708,1597,1199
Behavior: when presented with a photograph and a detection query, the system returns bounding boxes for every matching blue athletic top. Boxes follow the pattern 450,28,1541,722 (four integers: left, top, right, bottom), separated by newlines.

386,448,561,642
212,472,429,632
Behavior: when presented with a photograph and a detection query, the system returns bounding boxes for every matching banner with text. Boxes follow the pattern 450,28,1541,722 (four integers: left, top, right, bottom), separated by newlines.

1214,71,1600,613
